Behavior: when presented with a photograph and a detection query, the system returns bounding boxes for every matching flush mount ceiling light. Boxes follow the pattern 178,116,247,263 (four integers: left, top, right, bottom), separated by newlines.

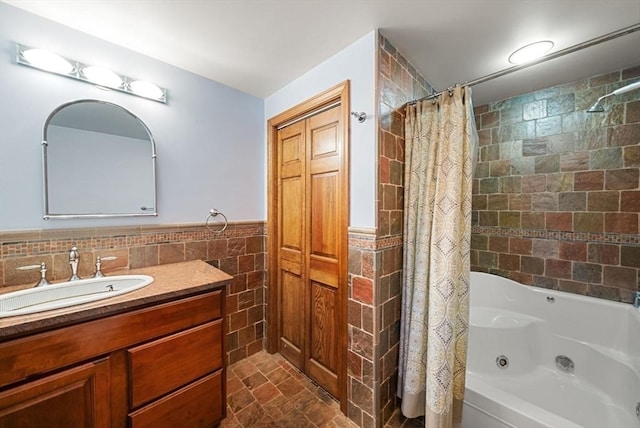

16,44,167,103
508,40,554,65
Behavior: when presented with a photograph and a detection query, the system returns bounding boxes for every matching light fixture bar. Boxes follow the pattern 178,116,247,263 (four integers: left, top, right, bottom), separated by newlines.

16,44,167,104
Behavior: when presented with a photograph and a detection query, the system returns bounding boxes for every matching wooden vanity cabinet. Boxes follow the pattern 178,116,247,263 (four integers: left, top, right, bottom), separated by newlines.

0,287,226,428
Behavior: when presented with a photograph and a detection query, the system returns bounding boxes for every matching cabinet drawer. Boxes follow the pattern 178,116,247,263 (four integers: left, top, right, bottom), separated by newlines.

129,369,223,428
128,320,223,408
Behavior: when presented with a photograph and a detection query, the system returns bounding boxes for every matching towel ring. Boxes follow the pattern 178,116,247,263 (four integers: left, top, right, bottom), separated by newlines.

205,208,228,233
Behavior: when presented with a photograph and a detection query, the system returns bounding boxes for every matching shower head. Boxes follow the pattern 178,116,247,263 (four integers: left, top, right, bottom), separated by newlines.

586,80,640,113
586,101,605,113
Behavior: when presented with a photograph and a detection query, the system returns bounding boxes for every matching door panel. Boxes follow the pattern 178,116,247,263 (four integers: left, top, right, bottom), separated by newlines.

308,282,338,397
310,172,339,259
309,256,338,289
279,271,304,368
310,126,338,159
281,133,302,164
281,177,302,250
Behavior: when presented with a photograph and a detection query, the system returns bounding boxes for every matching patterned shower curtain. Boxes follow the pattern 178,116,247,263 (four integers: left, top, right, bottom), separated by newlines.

398,86,477,427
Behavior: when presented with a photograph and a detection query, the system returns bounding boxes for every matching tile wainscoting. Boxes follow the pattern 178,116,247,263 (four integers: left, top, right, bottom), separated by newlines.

0,221,266,365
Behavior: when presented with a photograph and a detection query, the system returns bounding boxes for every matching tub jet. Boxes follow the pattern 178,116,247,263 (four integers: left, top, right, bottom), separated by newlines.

555,355,575,374
496,355,509,369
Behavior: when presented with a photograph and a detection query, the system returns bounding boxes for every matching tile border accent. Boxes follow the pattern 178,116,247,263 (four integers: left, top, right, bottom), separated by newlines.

1,221,266,258
348,232,403,251
472,225,639,244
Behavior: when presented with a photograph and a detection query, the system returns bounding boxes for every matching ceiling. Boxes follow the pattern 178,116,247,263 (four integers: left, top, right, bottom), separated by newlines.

3,0,640,105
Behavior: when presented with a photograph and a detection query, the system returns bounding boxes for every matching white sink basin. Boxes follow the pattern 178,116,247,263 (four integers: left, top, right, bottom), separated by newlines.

0,275,154,318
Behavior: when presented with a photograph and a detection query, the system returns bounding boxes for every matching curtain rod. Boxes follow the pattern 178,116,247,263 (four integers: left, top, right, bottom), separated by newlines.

407,23,640,106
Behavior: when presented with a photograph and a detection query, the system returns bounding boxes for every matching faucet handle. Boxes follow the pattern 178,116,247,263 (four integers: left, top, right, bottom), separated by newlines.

94,256,118,278
17,264,41,270
69,246,79,260
17,262,50,287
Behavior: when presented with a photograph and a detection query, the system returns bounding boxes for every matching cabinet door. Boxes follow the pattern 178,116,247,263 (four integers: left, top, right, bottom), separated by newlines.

0,359,110,428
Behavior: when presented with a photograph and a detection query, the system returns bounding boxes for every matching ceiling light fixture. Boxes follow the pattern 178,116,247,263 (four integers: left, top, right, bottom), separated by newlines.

508,40,554,65
16,44,167,103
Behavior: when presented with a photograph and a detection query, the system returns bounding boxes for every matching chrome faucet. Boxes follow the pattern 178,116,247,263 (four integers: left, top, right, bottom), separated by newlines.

634,291,640,309
68,246,81,281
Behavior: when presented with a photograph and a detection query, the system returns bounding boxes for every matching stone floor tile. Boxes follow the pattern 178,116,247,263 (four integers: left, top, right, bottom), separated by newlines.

232,359,259,379
228,388,255,413
235,402,265,427
242,371,268,390
255,357,280,374
276,377,305,398
252,381,282,405
265,366,291,384
227,375,245,395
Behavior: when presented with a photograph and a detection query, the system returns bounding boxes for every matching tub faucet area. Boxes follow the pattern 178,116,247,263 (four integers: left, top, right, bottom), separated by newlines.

68,246,81,281
465,272,640,428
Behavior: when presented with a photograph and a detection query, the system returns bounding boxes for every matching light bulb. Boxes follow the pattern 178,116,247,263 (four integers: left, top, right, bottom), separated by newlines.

22,49,73,74
130,80,165,100
82,66,123,88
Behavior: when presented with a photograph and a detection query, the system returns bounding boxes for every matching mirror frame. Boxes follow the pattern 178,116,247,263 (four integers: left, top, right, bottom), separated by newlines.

41,99,158,219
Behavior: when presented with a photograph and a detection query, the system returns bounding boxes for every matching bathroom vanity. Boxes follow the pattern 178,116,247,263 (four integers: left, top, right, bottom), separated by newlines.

0,260,231,427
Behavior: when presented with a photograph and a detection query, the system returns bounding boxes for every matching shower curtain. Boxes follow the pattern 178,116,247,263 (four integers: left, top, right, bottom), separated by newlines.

398,86,477,427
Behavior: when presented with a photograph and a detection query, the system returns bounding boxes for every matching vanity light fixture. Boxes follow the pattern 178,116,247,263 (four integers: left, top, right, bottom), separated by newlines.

16,43,167,103
508,40,554,65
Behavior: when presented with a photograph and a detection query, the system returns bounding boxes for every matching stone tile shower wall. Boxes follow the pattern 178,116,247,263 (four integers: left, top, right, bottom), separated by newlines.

0,222,266,365
471,66,640,302
345,31,433,428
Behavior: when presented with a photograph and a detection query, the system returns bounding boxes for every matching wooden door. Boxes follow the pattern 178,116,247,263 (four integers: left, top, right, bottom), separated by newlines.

270,83,349,405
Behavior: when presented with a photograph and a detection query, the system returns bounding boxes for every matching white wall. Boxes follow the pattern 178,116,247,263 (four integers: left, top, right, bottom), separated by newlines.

265,31,377,229
0,3,265,230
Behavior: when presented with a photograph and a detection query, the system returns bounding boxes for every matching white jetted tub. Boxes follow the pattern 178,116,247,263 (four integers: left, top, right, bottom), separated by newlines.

462,272,640,428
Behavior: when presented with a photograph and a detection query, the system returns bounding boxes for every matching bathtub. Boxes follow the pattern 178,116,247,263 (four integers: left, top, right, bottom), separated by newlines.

461,272,640,428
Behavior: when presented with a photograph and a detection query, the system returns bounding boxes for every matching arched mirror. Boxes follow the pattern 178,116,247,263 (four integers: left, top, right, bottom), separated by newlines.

42,99,157,219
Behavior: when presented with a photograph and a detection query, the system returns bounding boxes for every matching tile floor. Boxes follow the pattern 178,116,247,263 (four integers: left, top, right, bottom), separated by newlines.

221,351,424,428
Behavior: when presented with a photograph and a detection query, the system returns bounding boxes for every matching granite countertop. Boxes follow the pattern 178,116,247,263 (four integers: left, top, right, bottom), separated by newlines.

0,260,232,341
